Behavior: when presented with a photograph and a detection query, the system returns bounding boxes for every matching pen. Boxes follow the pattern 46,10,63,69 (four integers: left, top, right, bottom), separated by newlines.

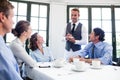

39,66,51,68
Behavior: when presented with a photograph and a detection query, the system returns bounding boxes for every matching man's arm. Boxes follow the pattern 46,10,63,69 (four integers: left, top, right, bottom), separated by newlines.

75,25,88,45
98,45,113,65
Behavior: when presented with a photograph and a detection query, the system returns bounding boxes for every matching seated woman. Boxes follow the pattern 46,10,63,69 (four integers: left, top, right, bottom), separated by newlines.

29,33,54,62
9,20,37,78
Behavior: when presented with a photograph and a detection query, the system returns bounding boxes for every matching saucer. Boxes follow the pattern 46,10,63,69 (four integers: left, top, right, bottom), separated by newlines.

53,65,64,68
91,66,102,69
71,66,86,72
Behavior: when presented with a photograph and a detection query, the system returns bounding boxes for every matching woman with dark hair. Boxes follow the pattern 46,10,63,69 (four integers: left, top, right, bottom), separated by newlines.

29,33,54,62
9,20,37,72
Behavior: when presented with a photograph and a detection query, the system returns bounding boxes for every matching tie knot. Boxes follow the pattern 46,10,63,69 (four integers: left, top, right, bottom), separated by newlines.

73,24,75,27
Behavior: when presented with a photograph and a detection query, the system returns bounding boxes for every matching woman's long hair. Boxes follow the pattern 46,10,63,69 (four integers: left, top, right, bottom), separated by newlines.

29,33,38,51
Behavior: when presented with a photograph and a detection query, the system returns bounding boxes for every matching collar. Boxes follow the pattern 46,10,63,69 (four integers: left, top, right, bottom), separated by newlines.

0,35,5,43
94,41,103,48
71,21,79,26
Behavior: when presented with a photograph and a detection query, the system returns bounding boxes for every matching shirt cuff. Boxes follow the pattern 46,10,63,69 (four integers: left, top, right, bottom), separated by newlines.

75,40,79,44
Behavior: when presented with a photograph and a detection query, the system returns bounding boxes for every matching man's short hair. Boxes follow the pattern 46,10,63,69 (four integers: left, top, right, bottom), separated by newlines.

0,0,14,18
93,27,105,41
71,8,79,13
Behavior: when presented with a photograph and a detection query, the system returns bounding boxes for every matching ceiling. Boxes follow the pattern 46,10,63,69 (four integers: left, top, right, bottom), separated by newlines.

24,0,120,5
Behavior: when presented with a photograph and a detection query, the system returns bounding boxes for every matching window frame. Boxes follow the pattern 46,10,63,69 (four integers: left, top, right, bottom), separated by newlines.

8,0,50,47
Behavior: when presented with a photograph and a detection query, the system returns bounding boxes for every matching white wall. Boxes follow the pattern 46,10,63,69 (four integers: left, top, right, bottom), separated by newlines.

49,2,67,59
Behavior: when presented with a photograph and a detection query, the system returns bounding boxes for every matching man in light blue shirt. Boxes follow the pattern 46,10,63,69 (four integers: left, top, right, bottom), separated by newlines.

69,28,113,65
0,0,23,80
0,36,22,80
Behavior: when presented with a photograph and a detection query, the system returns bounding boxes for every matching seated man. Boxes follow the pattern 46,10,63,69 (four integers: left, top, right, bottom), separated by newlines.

69,28,113,65
0,0,22,79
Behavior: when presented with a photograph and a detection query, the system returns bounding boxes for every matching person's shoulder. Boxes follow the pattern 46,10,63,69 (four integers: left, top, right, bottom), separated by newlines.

85,42,93,47
87,42,93,45
9,38,22,49
43,47,52,53
43,46,50,50
10,38,18,44
102,42,111,46
0,36,5,44
102,42,112,48
78,22,82,25
10,39,17,46
67,22,71,26
29,50,35,55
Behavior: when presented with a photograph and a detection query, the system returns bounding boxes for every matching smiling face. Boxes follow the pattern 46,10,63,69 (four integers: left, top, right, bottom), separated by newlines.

71,10,80,23
36,34,44,45
89,31,99,43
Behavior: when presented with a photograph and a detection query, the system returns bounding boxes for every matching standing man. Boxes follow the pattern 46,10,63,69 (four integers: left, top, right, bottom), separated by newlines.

0,0,23,79
65,8,87,60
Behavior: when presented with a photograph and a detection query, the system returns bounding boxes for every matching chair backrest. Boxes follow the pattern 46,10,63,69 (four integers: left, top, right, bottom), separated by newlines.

117,58,120,66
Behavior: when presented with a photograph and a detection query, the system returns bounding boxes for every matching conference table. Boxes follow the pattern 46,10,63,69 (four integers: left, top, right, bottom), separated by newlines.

25,62,120,80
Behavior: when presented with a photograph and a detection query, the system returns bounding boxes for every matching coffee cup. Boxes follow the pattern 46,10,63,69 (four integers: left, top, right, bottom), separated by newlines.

53,58,65,67
92,60,101,68
75,61,86,70
73,58,79,65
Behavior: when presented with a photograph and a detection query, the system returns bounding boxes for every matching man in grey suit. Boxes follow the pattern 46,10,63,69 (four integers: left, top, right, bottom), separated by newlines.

65,8,87,60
